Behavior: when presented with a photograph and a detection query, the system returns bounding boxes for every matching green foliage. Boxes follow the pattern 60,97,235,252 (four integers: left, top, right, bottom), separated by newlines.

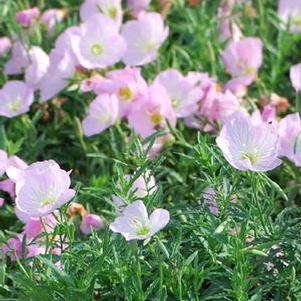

0,0,301,300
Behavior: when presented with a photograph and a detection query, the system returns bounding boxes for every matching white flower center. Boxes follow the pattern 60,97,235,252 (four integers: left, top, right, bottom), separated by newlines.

90,43,104,56
9,97,21,112
131,218,150,236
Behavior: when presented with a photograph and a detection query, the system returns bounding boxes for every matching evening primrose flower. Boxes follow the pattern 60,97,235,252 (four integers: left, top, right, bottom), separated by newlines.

121,12,169,66
91,67,148,117
221,37,263,85
127,0,151,17
113,171,157,214
4,41,30,75
216,112,282,171
15,7,40,27
0,37,11,57
72,15,126,69
290,63,301,92
278,0,301,33
25,46,50,88
110,200,169,241
82,93,119,136
80,214,104,235
154,69,203,118
80,0,122,28
7,160,75,217
0,81,34,118
127,82,176,137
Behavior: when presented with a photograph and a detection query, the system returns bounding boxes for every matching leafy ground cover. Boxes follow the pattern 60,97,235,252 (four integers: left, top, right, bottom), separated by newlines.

0,0,301,300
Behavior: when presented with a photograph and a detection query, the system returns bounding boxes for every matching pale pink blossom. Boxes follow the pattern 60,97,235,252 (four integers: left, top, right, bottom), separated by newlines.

290,63,301,92
0,150,27,177
25,46,50,89
82,94,119,137
0,37,11,57
278,113,301,160
127,83,176,137
203,187,218,215
127,0,151,17
154,69,203,118
216,112,282,171
41,9,64,36
113,171,157,214
121,12,168,66
80,214,104,234
7,160,75,217
201,90,243,123
278,0,301,33
0,81,34,118
80,0,122,28
0,179,15,199
0,198,4,207
110,200,169,241
4,41,30,75
72,15,126,69
15,7,40,27
92,67,148,117
222,37,263,85
80,74,104,93
39,49,76,102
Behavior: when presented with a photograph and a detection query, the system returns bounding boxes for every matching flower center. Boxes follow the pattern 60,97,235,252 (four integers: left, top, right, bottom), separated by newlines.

145,41,156,51
108,7,117,19
241,152,257,165
137,225,150,236
9,97,21,112
118,86,133,102
91,43,104,56
245,65,255,76
150,112,163,125
291,11,301,26
171,98,179,108
41,195,56,206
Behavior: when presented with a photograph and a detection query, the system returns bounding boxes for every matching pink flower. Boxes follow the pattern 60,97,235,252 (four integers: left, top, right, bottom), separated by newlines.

82,93,119,137
222,37,263,85
80,74,104,93
0,150,27,177
2,234,23,261
80,0,122,28
278,113,301,160
41,9,64,36
39,49,76,102
25,46,50,89
0,37,11,57
127,83,176,137
278,0,301,33
92,67,148,117
0,179,15,199
216,112,282,171
110,200,169,241
80,214,104,235
113,171,157,214
201,90,243,123
72,15,126,69
154,69,203,118
15,7,40,27
290,63,301,92
224,77,248,97
127,0,151,17
4,41,30,75
0,81,34,118
121,12,168,66
7,160,75,217
203,187,218,215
